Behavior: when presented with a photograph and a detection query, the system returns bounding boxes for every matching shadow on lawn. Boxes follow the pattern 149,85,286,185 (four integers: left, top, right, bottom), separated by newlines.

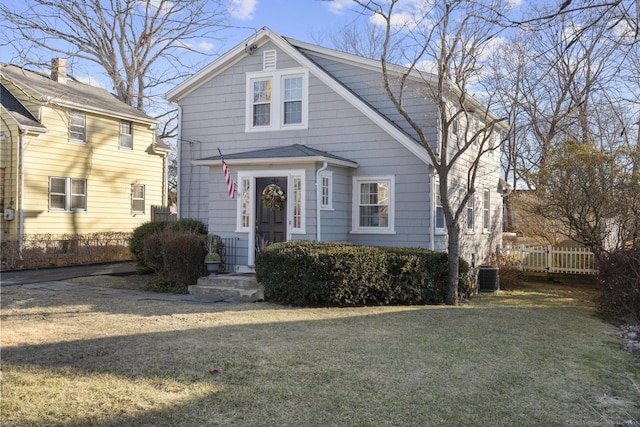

2,281,636,426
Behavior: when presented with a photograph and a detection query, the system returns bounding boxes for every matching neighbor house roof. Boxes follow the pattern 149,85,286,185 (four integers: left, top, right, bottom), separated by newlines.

1,63,157,126
192,144,359,168
0,83,48,134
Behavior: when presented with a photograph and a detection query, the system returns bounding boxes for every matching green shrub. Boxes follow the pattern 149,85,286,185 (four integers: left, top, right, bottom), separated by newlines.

130,219,207,270
256,241,471,307
142,229,204,291
599,247,640,323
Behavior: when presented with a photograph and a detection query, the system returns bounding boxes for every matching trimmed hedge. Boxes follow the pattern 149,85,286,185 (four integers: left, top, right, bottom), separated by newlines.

256,241,471,306
130,219,207,270
142,229,205,291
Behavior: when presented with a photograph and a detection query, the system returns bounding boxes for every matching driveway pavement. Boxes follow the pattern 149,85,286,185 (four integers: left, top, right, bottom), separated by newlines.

0,261,237,304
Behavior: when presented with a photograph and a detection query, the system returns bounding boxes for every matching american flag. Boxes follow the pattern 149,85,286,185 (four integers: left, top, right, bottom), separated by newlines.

219,149,237,199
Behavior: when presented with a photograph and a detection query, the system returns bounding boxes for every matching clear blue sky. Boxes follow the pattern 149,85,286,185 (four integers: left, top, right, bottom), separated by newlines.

224,0,363,46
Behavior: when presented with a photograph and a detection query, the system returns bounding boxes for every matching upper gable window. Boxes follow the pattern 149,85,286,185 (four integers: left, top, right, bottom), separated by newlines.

252,79,272,127
246,68,308,132
69,110,86,143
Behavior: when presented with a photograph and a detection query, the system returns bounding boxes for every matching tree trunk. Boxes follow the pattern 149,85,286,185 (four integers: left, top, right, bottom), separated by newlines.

446,225,460,305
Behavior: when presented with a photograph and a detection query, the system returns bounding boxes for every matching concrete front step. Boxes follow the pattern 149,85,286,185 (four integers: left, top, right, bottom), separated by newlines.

189,274,264,302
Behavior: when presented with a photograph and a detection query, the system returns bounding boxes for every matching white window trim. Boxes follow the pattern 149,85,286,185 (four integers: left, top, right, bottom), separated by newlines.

434,179,446,235
351,175,395,234
245,68,309,132
49,176,87,212
319,171,333,210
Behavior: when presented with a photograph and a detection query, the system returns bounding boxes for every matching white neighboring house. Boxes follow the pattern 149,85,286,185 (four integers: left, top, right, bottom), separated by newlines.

166,27,505,272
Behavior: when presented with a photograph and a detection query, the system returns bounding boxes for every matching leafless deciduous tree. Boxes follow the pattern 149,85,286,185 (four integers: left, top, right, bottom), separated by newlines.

353,0,509,305
1,0,226,112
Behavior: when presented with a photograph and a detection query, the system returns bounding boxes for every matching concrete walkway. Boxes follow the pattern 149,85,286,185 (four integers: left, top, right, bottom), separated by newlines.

1,262,247,305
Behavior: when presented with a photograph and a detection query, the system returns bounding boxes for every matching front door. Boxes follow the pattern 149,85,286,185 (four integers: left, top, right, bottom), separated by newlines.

255,177,287,249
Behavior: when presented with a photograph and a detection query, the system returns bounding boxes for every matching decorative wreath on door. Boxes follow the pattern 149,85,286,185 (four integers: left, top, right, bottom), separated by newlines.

262,184,286,211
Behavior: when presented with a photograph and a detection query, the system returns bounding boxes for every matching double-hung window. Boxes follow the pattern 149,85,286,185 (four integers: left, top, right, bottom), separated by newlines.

283,76,303,125
49,177,87,212
246,69,308,131
483,189,491,232
252,79,272,127
131,184,145,214
69,110,86,142
119,120,133,149
353,176,394,233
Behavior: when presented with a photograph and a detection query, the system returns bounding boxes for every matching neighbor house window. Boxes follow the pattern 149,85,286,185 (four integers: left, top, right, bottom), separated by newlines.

466,196,474,232
119,120,133,149
483,189,491,232
320,171,332,210
131,184,145,214
69,110,86,142
353,176,394,233
246,69,308,131
49,177,86,211
435,181,445,233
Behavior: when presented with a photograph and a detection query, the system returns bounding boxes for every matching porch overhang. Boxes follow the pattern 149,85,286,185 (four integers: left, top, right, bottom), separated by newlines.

191,144,359,169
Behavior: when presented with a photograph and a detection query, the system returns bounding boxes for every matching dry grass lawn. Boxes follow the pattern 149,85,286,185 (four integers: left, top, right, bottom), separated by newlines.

1,278,639,426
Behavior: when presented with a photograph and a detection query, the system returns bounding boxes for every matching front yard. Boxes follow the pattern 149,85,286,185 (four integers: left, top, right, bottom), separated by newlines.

1,280,638,426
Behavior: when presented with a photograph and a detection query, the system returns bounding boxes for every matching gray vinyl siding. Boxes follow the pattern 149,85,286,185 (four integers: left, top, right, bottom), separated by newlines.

304,52,440,154
176,39,501,267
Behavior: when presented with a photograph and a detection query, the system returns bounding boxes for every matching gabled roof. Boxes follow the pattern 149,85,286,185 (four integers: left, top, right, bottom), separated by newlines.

192,144,358,168
166,27,432,165
1,83,48,134
1,63,157,126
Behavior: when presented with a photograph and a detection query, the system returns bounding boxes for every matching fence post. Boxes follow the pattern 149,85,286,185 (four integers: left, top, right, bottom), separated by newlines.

519,245,525,271
547,245,553,273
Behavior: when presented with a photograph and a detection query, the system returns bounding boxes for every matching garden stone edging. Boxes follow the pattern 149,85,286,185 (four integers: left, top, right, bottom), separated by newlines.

620,324,640,356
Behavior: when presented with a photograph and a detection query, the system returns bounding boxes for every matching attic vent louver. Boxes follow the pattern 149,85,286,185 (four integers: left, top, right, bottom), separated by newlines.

263,50,276,71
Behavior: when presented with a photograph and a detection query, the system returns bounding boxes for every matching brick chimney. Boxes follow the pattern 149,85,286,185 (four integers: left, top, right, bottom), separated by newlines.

51,58,67,84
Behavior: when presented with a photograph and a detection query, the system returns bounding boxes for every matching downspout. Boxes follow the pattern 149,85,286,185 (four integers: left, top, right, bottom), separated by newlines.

1,116,14,236
18,130,25,259
316,161,328,241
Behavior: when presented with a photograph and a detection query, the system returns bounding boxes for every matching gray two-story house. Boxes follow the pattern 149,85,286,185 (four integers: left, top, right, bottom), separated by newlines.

166,27,504,272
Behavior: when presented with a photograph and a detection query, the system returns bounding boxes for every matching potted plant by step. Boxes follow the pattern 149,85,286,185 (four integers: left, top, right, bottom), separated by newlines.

204,251,221,277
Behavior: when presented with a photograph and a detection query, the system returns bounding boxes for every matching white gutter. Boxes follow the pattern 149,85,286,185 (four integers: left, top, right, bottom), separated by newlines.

316,162,328,241
191,156,358,169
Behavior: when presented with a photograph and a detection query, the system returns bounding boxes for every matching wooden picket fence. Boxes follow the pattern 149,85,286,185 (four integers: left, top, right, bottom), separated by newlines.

500,245,598,275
